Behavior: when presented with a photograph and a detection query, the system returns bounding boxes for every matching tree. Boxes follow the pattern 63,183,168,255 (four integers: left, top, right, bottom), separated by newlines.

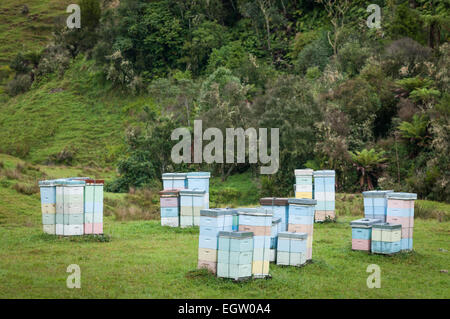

350,148,387,190
398,114,431,155
315,0,350,56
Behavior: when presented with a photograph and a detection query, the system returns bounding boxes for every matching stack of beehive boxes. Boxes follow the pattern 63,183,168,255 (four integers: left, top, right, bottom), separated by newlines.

161,172,211,228
362,190,392,222
269,218,281,262
39,179,59,234
159,189,180,227
55,179,85,236
39,178,104,236
259,197,289,231
287,198,316,260
180,189,207,227
237,208,272,278
84,179,104,235
371,223,402,254
313,170,336,222
217,231,253,281
198,208,235,274
276,232,308,266
350,218,381,251
186,172,210,209
294,169,313,199
386,192,417,251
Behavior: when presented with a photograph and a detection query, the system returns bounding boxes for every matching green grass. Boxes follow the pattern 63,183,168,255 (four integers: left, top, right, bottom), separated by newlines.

0,0,73,65
0,56,146,166
0,156,449,298
210,171,261,207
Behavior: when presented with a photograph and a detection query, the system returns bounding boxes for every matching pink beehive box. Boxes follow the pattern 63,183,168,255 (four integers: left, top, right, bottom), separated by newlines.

352,239,371,251
401,227,414,239
160,197,178,207
387,199,414,209
386,216,414,228
84,223,103,234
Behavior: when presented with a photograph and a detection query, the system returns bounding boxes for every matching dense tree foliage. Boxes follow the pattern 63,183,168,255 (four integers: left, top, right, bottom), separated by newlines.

7,0,450,201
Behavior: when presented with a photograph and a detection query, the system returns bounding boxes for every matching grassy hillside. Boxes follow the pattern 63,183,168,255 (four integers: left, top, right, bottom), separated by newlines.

0,154,449,298
0,56,148,166
0,0,72,65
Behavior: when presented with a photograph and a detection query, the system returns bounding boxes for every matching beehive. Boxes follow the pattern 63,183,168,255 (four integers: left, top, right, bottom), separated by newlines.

269,217,282,262
260,197,289,231
294,169,313,199
237,208,272,278
371,223,402,254
276,232,307,267
350,218,381,251
313,170,335,222
198,208,235,274
55,179,85,236
287,198,316,260
186,172,210,209
162,173,187,190
386,192,417,251
84,179,104,235
159,189,180,227
362,190,393,221
179,189,207,227
217,231,253,280
39,179,59,235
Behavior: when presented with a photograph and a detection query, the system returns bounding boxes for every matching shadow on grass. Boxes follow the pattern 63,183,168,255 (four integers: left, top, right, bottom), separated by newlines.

33,233,112,243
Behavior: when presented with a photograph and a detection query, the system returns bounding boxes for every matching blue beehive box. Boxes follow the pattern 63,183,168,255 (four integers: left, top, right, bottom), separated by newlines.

362,190,393,221
162,173,187,190
260,198,289,231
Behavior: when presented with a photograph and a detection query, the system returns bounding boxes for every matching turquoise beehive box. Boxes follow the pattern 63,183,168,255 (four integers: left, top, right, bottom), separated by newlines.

362,190,393,221
313,170,336,222
276,232,307,267
162,173,187,190
217,231,253,281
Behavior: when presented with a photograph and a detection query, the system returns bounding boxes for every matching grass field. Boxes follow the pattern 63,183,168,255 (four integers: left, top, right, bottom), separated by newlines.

0,154,449,298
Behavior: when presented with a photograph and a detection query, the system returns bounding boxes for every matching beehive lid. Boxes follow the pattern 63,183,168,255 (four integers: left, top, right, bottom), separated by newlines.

288,198,317,205
85,179,104,185
362,190,393,198
313,170,335,177
237,207,273,217
200,208,237,217
294,169,313,176
162,173,187,179
386,192,417,200
272,217,281,224
186,172,211,178
179,188,206,195
372,223,402,230
55,179,86,185
350,218,382,227
218,231,253,238
259,197,289,206
278,231,307,239
159,189,179,196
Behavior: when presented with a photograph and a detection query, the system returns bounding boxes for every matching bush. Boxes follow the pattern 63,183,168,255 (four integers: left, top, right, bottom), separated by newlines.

383,38,431,77
294,32,333,74
336,42,371,77
6,74,32,96
13,183,39,195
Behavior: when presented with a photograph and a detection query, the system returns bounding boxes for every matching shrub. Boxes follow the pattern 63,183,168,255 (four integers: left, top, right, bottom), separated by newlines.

47,147,75,165
383,38,431,77
6,74,32,96
13,183,39,195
